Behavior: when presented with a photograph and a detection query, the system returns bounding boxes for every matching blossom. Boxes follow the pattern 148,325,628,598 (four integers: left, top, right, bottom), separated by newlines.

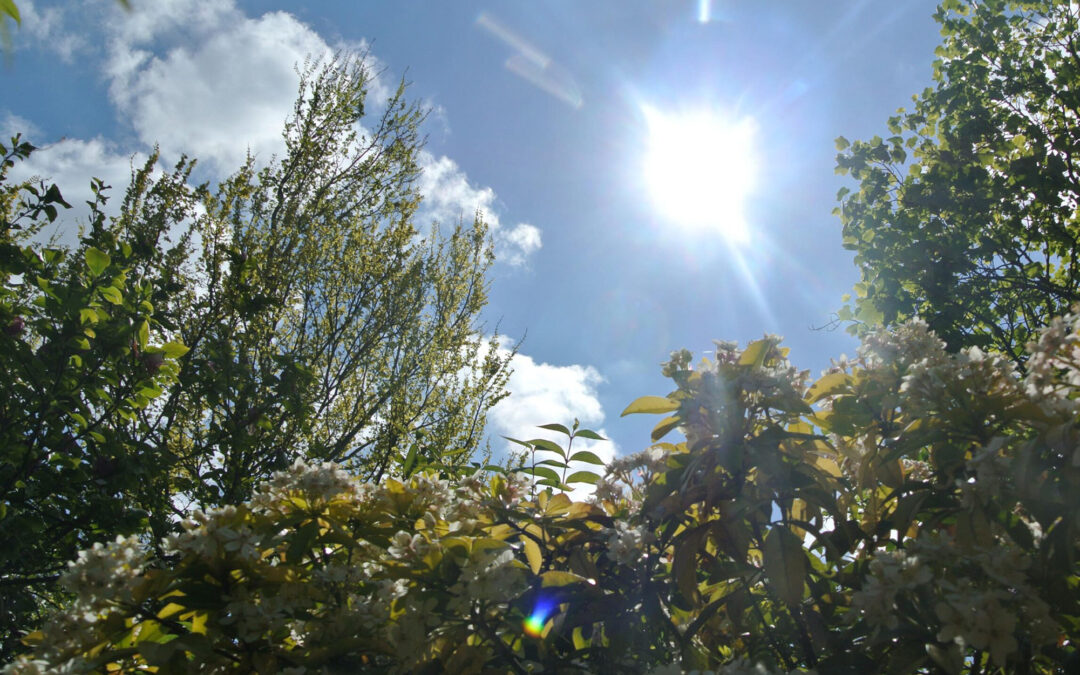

605,520,649,565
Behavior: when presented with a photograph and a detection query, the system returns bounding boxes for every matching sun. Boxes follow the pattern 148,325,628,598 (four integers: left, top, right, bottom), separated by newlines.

641,105,758,244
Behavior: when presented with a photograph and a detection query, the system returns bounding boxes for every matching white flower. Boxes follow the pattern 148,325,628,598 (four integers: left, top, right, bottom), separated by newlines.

605,521,649,565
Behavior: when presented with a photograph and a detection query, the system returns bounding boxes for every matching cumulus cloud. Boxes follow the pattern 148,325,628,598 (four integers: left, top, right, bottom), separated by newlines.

103,0,335,174
416,152,542,266
487,340,615,498
7,1,541,265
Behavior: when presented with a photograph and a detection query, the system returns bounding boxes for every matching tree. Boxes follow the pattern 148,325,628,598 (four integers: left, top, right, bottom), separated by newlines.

0,54,512,656
835,0,1080,365
0,137,187,656
8,318,1080,673
117,56,512,518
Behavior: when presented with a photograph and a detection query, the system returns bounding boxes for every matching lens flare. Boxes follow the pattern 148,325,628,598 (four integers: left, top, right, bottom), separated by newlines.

523,598,557,637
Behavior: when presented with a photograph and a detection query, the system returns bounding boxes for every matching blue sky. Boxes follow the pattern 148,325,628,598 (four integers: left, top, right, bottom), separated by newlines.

2,0,943,470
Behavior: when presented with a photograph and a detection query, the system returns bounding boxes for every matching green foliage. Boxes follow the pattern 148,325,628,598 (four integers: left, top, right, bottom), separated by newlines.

0,136,185,655
835,0,1080,364
504,419,607,494
11,321,1080,673
0,54,512,656
108,55,511,508
0,0,17,52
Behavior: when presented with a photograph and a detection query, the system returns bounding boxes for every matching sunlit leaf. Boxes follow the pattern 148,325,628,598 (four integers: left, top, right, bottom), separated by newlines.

522,536,543,574
621,396,679,416
651,415,681,441
737,338,771,367
160,341,190,358
85,247,110,277
805,371,851,404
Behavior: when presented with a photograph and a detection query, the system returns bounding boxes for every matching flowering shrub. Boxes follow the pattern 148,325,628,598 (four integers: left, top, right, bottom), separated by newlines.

6,314,1080,673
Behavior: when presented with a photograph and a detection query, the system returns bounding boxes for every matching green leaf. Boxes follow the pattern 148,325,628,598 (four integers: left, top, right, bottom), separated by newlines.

136,320,150,350
540,570,586,587
621,396,679,416
160,341,190,358
519,466,560,483
1,0,20,25
535,458,567,469
99,285,123,305
568,450,605,465
85,247,110,277
400,442,420,477
287,521,320,564
538,423,571,436
565,471,599,485
572,429,606,441
763,526,807,606
673,527,707,605
529,438,565,456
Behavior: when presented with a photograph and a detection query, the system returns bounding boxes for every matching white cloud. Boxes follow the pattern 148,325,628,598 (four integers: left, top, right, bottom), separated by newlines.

104,1,334,174
0,112,40,140
15,0,88,62
9,1,541,265
498,223,542,266
487,341,615,499
417,152,542,266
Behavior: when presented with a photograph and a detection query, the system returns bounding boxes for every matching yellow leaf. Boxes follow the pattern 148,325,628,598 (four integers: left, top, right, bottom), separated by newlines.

621,396,679,416
738,339,772,367
156,603,185,620
651,415,682,441
544,492,572,517
805,371,852,404
522,536,543,574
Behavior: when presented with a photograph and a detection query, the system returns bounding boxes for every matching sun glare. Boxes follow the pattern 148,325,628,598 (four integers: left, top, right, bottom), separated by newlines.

642,105,758,244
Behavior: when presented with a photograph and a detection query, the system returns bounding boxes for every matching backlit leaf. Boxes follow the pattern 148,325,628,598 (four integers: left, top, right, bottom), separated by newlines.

621,396,679,416
763,526,807,606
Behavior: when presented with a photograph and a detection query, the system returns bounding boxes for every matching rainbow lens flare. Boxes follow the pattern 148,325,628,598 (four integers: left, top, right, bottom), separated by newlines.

523,598,556,638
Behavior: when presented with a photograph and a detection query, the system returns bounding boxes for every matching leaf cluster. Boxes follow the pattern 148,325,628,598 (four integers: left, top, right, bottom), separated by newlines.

835,0,1080,365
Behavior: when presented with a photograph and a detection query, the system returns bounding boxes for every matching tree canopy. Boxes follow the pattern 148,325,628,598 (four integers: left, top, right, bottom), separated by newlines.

835,0,1080,365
